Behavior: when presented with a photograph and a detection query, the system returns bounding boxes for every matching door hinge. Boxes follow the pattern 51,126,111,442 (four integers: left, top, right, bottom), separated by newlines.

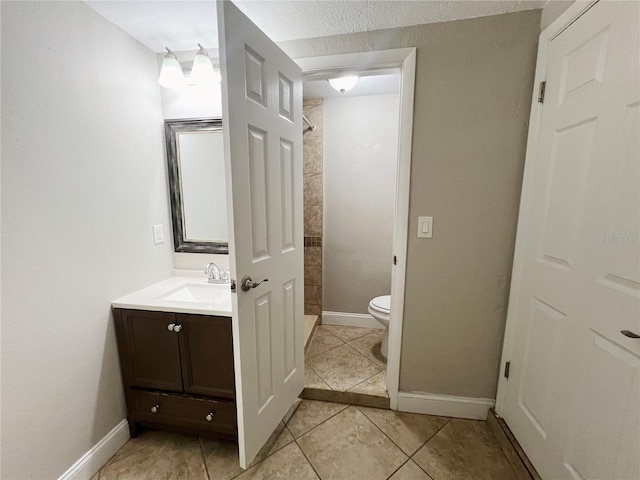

230,279,236,293
504,361,511,379
538,81,546,103
393,255,397,265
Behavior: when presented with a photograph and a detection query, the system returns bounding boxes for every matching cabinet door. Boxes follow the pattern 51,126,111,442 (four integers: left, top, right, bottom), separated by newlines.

118,310,183,392
177,314,235,399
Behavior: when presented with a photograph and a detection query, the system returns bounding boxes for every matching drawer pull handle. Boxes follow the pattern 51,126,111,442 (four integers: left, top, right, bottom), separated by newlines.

151,404,159,414
167,323,175,332
205,412,215,422
174,324,183,333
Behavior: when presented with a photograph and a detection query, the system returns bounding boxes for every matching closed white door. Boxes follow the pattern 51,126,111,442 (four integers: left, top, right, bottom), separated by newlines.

217,0,304,469
501,1,640,479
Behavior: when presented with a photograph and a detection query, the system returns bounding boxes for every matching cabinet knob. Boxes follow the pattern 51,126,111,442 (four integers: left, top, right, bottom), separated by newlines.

174,324,183,333
205,412,215,422
167,323,175,332
150,404,159,414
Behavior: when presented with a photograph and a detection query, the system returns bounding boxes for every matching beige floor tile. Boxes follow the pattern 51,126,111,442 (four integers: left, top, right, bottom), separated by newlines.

304,364,331,389
348,331,387,368
283,398,302,424
200,437,244,480
321,325,381,343
389,460,434,480
359,407,449,456
297,406,408,480
250,421,296,467
306,344,382,391
412,418,518,480
234,442,319,480
201,422,296,478
100,430,207,480
285,399,349,438
348,371,388,397
270,424,294,451
306,328,344,358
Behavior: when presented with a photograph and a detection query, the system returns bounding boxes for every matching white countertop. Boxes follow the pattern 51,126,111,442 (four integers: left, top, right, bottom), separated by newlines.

112,275,233,316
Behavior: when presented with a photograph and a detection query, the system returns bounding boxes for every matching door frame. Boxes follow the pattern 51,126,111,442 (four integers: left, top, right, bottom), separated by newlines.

295,48,416,410
495,0,598,415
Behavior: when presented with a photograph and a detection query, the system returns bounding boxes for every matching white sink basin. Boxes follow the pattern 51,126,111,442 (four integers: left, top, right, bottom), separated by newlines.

159,283,229,304
112,276,233,315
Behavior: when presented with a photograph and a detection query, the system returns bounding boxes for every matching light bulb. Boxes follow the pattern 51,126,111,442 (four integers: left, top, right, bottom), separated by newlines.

159,48,185,89
191,44,220,85
328,75,359,93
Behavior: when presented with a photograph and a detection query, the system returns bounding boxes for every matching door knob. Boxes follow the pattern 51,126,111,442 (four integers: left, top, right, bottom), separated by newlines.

167,323,175,332
173,324,182,333
205,412,215,422
621,330,640,339
150,404,159,414
240,276,269,292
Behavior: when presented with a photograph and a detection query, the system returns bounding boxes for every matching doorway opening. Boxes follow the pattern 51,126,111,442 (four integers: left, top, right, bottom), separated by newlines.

296,48,416,409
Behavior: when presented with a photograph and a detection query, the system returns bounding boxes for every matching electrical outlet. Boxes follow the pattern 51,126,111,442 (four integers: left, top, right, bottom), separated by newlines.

153,224,165,245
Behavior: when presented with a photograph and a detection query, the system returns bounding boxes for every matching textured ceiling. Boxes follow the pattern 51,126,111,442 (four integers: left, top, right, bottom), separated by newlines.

85,0,547,53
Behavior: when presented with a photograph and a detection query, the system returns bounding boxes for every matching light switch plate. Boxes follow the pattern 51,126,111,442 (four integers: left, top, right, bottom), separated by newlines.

417,216,433,238
153,224,165,245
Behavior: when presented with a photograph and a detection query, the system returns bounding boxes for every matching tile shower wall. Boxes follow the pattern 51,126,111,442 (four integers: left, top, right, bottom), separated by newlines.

303,98,323,315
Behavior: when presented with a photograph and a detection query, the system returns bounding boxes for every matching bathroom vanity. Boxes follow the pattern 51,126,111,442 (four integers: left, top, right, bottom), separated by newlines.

112,276,236,439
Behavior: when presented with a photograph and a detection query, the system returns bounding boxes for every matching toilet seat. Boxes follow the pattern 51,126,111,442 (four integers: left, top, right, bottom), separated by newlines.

368,295,391,359
369,295,391,315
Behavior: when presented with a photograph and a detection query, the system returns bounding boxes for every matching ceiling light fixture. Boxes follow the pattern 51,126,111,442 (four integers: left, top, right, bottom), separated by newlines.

191,43,220,84
158,47,185,89
328,75,359,93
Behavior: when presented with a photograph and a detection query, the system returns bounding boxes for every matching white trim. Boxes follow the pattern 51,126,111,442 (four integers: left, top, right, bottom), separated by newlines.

297,48,416,412
58,420,129,480
397,391,496,420
495,0,598,416
387,48,416,411
322,311,384,329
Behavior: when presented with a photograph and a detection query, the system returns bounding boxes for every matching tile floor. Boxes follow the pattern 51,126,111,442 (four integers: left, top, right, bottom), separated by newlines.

95,399,520,480
305,325,388,398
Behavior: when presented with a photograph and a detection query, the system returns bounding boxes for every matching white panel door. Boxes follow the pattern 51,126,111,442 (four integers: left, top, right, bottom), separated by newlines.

217,0,304,469
501,1,640,479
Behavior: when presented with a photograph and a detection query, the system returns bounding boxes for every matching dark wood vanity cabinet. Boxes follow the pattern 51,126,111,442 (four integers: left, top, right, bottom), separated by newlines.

113,309,236,439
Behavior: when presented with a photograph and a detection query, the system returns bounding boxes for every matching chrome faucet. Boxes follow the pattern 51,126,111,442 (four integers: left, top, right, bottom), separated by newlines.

204,262,230,284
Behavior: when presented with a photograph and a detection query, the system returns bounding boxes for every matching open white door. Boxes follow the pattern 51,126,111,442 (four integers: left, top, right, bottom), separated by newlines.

498,1,639,478
217,0,304,468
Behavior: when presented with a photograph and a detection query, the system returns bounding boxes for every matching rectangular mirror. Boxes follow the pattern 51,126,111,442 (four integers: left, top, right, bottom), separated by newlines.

164,118,228,254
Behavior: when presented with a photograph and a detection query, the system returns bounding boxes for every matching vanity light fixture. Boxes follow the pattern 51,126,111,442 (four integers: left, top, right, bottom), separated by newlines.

158,47,185,89
328,75,359,93
191,43,220,84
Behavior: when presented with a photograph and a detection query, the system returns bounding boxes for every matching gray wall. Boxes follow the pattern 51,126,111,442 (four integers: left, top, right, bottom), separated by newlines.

1,2,173,477
323,94,400,314
281,9,541,399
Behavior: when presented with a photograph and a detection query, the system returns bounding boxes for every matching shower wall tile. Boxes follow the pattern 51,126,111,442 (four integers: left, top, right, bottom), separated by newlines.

305,246,322,266
304,151,323,176
304,206,323,237
304,174,323,206
304,98,323,316
304,285,322,306
304,265,322,286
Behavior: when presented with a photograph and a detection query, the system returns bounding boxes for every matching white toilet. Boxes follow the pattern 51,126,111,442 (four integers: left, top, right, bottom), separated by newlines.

368,295,391,359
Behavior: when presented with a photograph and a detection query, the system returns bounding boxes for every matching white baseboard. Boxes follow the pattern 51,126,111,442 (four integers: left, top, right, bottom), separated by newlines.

322,311,384,329
397,391,495,420
59,419,130,480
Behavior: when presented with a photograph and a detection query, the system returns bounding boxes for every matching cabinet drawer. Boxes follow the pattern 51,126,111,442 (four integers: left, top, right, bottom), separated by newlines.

133,390,236,435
